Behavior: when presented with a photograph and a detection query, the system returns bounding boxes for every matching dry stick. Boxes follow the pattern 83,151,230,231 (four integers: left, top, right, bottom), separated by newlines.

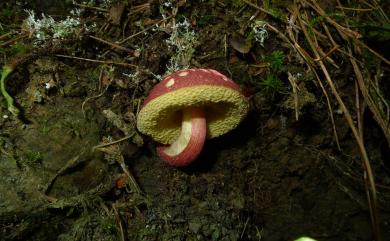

267,22,316,67
361,0,389,22
301,11,340,69
372,72,390,123
92,135,133,150
286,13,341,150
269,11,339,140
72,2,108,12
81,70,113,118
309,0,390,66
349,51,390,146
313,45,340,62
100,15,174,58
266,23,302,121
355,80,365,142
287,72,300,121
335,6,374,12
88,35,132,53
322,22,364,64
55,54,138,68
335,2,385,237
356,39,390,66
242,0,279,18
93,138,142,195
285,6,330,41
0,33,28,47
119,14,174,45
307,0,362,39
267,7,340,149
112,203,125,241
311,68,341,150
334,0,390,145
294,3,381,240
0,31,13,40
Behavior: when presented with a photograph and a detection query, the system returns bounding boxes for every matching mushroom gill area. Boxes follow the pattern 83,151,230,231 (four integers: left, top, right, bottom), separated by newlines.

136,85,249,144
153,102,240,144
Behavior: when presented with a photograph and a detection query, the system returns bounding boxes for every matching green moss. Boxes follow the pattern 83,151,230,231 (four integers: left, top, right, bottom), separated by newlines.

261,74,284,92
24,151,43,166
264,50,284,71
10,43,33,55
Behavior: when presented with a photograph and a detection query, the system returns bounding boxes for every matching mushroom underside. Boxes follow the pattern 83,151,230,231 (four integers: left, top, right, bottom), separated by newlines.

137,85,249,144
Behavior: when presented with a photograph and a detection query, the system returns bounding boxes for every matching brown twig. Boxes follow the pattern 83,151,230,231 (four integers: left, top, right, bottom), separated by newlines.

311,68,341,150
0,33,28,47
242,0,281,19
287,72,300,121
335,6,374,12
112,203,125,241
88,35,132,53
92,135,133,150
55,54,138,68
307,0,362,39
72,2,108,12
309,0,390,66
293,2,381,240
118,15,174,45
101,15,174,57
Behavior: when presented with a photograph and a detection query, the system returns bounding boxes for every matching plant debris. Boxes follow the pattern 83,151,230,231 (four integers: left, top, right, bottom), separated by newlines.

0,1,389,241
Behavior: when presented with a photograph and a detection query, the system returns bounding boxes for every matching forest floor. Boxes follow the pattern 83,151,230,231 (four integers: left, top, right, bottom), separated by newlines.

0,1,389,241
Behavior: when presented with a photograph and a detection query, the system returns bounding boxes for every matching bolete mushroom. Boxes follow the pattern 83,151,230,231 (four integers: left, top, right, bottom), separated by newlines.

137,69,249,166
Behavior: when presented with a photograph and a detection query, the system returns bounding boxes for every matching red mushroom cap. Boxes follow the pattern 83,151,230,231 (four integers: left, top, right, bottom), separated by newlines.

137,68,249,166
142,69,242,106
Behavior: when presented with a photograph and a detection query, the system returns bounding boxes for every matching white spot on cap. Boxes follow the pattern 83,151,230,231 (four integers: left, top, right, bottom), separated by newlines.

165,78,175,87
223,76,229,81
178,71,189,77
200,69,210,73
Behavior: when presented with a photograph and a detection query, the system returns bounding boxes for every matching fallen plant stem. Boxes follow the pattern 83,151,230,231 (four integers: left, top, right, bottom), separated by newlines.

72,2,108,12
81,69,113,118
311,68,341,150
335,6,373,12
92,135,133,150
293,2,381,240
0,33,28,47
112,203,125,241
242,0,282,19
0,65,19,116
101,15,175,57
306,0,362,39
93,137,142,194
313,45,340,62
309,0,390,66
55,54,138,68
355,39,390,66
287,72,300,121
88,35,132,53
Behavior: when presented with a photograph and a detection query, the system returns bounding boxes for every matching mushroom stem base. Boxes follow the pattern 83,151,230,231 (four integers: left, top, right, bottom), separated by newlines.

156,107,206,166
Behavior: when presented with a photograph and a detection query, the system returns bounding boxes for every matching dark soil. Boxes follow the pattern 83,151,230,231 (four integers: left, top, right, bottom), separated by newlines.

1,1,389,241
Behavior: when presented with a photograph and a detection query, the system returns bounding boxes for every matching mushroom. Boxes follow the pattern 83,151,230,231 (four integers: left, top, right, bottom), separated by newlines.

137,69,249,166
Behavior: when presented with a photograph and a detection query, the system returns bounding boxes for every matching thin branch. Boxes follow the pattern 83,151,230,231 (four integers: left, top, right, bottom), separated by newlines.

55,54,138,68
294,3,381,240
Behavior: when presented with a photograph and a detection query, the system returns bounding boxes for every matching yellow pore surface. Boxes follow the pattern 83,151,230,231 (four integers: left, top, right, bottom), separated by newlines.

136,85,249,144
